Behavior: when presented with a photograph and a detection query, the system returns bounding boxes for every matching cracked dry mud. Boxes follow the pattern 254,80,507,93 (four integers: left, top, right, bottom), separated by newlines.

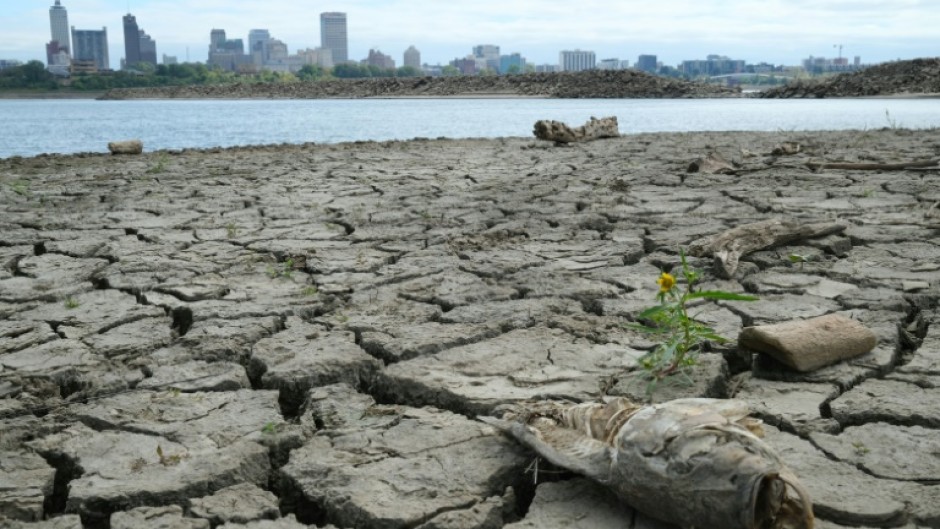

1,129,938,529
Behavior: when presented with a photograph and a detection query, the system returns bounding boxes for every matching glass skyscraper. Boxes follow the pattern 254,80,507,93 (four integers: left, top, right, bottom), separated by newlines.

320,12,348,65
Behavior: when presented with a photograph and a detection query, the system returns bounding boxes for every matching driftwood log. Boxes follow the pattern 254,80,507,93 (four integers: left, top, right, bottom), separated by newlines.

533,116,619,143
688,218,847,278
108,140,144,155
482,398,813,529
806,159,939,171
688,152,736,174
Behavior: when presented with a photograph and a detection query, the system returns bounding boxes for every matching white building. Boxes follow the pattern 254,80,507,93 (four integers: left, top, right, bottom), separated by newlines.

49,0,71,55
404,45,420,69
559,49,595,72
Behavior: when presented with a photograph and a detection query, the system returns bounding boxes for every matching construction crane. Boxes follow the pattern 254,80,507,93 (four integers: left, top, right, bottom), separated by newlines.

833,44,843,60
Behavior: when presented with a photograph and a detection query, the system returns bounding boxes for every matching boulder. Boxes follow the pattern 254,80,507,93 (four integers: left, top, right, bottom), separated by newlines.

739,314,877,372
108,140,143,155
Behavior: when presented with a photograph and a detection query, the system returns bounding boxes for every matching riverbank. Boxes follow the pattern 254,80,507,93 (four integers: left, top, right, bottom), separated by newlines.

99,69,740,100
0,90,104,99
1,130,938,529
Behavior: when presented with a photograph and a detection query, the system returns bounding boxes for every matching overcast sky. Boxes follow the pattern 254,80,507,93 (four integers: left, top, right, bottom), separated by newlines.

2,0,938,69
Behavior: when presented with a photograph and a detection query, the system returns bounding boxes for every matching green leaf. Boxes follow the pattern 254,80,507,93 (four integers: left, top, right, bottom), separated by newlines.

626,323,669,334
638,305,669,319
686,291,759,301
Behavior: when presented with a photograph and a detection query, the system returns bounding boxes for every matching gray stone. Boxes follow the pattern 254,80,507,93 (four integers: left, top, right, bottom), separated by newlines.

0,321,57,355
504,479,634,529
297,383,396,435
360,322,501,363
0,515,83,529
720,293,841,325
762,426,909,527
415,495,508,529
138,361,250,392
218,515,314,529
830,378,940,428
734,376,840,434
108,139,144,154
81,316,175,359
811,423,940,481
280,405,528,529
188,483,280,526
248,317,381,412
0,450,56,522
440,298,584,329
606,353,730,403
111,505,209,529
28,423,271,525
375,326,643,415
14,289,165,340
0,254,107,303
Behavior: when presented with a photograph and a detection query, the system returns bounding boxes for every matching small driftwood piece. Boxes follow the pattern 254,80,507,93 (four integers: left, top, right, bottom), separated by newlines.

806,159,939,171
740,314,877,372
482,397,813,529
533,116,619,144
108,140,143,155
688,218,847,278
688,152,736,174
771,142,802,156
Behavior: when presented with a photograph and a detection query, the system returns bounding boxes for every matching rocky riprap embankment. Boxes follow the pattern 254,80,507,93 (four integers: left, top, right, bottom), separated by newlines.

760,57,940,98
1,129,939,529
99,69,740,100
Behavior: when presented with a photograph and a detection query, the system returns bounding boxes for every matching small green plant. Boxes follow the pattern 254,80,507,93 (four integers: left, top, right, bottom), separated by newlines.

146,154,169,174
302,285,318,297
884,109,900,130
267,258,294,279
861,188,876,198
225,222,238,238
634,249,757,389
852,441,870,455
788,253,810,270
261,422,279,435
9,180,30,196
156,444,183,466
64,296,80,309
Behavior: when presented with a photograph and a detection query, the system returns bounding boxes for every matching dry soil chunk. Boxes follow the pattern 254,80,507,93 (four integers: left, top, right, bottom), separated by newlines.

188,483,280,526
504,479,635,529
111,505,209,529
829,378,940,428
0,450,56,522
811,423,940,481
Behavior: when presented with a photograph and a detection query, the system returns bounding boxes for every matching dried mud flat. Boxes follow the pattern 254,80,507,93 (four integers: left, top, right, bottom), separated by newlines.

1,129,939,529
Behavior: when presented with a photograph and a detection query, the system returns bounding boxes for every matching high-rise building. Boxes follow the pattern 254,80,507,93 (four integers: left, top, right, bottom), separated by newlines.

248,29,271,64
320,12,348,64
364,49,395,70
123,14,141,67
139,30,157,66
473,44,500,72
403,46,420,69
559,50,595,72
71,27,109,70
499,53,525,74
636,54,658,73
208,29,250,72
48,0,71,66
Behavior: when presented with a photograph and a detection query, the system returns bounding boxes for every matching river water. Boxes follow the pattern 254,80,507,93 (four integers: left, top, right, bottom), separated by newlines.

1,97,938,158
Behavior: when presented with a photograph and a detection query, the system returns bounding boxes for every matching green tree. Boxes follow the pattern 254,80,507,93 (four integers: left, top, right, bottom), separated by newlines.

396,66,420,77
506,64,521,75
297,64,324,81
441,65,460,77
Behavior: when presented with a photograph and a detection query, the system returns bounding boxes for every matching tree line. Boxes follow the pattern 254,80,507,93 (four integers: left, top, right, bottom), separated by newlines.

0,60,426,91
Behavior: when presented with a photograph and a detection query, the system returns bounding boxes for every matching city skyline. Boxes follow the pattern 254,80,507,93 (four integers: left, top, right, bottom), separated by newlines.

2,1,939,70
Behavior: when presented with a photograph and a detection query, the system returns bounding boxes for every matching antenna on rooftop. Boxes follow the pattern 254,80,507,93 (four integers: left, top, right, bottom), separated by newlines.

833,44,843,59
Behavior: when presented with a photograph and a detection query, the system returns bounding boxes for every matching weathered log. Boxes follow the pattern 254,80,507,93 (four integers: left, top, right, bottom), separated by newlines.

739,314,877,372
533,116,619,143
108,140,143,155
806,159,939,171
688,218,847,278
482,397,813,529
688,152,736,174
771,142,802,156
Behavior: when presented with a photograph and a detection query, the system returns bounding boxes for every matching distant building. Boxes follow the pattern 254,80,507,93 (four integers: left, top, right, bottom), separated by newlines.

403,45,420,69
248,29,271,65
162,54,178,65
139,30,157,66
46,41,70,67
320,12,348,64
123,14,140,67
208,29,251,72
0,59,23,70
636,54,658,73
364,49,395,70
559,49,595,72
535,64,560,73
296,48,333,69
48,0,71,62
267,39,289,61
499,53,525,74
451,57,477,75
473,44,500,72
71,27,109,70
679,55,745,77
598,58,628,70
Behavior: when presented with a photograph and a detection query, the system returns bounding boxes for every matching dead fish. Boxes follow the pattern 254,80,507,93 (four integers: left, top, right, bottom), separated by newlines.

481,397,813,529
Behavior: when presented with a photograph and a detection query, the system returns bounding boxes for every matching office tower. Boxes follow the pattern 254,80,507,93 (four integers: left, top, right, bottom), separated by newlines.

403,46,420,69
559,49,595,72
139,30,157,66
248,29,271,64
48,0,71,65
210,29,226,51
123,14,141,67
320,12,348,64
71,27,109,70
636,54,658,73
499,53,525,74
473,44,500,72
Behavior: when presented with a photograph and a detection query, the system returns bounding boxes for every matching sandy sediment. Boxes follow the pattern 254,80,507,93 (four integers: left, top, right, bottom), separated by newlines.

1,130,939,529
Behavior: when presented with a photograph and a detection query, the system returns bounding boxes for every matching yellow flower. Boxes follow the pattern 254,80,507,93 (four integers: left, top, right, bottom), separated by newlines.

657,272,676,293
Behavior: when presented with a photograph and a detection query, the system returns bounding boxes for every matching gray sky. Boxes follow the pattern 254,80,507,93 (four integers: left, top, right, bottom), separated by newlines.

3,0,939,69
